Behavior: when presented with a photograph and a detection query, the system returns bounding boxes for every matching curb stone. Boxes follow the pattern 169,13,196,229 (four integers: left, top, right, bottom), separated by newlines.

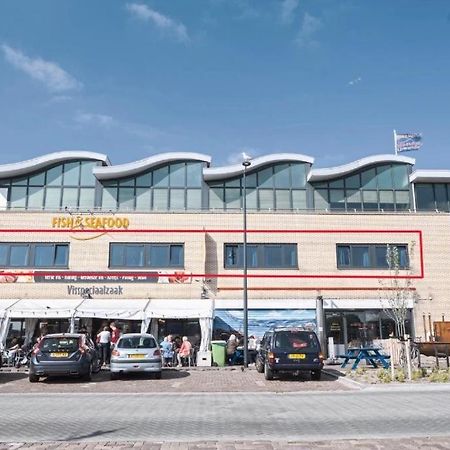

322,369,364,390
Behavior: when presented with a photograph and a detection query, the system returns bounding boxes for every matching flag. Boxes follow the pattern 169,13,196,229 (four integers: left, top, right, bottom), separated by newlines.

395,132,423,152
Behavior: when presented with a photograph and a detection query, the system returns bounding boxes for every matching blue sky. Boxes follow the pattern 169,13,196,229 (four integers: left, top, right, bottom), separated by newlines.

0,0,449,169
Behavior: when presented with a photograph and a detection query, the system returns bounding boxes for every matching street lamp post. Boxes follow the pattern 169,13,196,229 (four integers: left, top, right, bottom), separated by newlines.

242,156,251,368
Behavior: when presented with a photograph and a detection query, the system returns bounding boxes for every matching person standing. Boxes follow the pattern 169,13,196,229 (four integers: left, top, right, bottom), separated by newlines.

226,334,239,365
177,336,193,367
97,326,111,366
110,322,121,348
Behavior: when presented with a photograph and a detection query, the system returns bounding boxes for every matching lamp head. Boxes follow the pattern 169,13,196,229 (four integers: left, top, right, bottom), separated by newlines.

242,152,252,167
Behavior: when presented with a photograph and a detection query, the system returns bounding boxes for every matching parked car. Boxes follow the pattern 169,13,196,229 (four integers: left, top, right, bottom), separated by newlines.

29,333,101,382
110,333,162,380
255,328,324,380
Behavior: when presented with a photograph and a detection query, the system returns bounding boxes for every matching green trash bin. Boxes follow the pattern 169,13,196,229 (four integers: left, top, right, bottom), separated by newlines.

211,340,227,367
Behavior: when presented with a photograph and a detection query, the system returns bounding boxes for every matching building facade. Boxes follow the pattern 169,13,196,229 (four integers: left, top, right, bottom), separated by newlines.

0,150,449,354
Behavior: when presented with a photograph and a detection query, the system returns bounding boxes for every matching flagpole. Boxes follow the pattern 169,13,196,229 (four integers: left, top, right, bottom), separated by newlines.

393,129,397,155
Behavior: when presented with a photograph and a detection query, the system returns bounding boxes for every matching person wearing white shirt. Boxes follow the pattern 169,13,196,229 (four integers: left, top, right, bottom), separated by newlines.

97,326,111,366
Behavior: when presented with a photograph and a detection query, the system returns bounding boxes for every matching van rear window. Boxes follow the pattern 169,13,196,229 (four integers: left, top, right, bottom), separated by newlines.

274,331,318,350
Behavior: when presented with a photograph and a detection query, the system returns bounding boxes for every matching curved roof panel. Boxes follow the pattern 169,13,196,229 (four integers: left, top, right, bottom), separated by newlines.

93,152,212,180
410,170,450,183
203,153,314,181
0,151,110,179
309,154,415,182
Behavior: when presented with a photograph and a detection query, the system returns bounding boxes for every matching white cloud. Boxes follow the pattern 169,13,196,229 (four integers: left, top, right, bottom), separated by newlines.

295,13,322,48
348,76,362,86
126,3,189,42
281,0,299,24
1,44,82,92
75,112,114,127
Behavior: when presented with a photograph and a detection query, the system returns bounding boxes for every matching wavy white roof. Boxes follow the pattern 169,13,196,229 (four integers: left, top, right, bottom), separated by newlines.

0,151,110,178
309,154,415,182
410,170,450,183
203,153,314,181
93,152,211,180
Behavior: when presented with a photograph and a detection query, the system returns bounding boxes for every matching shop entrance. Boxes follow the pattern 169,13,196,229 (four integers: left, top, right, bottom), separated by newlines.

156,319,201,347
89,318,141,337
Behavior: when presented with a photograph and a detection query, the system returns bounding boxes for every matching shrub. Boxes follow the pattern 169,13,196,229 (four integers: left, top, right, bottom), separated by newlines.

429,370,450,383
395,369,406,383
377,369,392,383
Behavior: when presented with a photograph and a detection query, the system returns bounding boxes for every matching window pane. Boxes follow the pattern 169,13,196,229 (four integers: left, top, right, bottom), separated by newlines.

29,172,45,186
110,245,124,266
292,190,307,209
379,190,395,210
10,245,28,267
258,189,273,209
377,165,393,188
169,163,186,187
286,245,297,267
10,186,27,209
0,244,7,265
225,188,241,209
45,187,62,209
361,168,377,189
63,162,80,185
101,187,117,209
245,172,257,188
118,188,135,210
186,189,201,209
245,188,258,210
337,246,350,267
225,245,239,268
362,190,378,210
153,166,169,187
225,178,240,188
126,246,144,267
80,161,97,186
314,189,329,210
290,164,306,188
274,164,290,188
395,191,410,210
47,165,63,186
258,167,273,188
415,184,434,211
346,174,360,189
119,178,134,187
34,245,54,267
170,245,184,266
62,187,79,208
275,190,291,210
352,246,370,268
434,184,448,211
330,189,345,210
78,188,96,209
398,246,409,268
329,179,344,189
346,189,361,210
55,245,68,266
136,188,151,211
375,246,389,268
247,246,258,268
264,246,283,267
149,245,168,267
28,187,44,209
392,165,409,189
136,172,152,187
170,188,185,210
209,187,224,209
186,163,202,187
153,189,168,210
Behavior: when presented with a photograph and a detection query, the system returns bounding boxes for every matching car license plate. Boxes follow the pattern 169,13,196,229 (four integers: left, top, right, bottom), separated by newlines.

288,353,306,359
50,352,68,358
128,354,145,359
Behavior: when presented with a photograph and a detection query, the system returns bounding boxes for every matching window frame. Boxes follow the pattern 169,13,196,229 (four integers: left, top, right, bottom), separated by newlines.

336,244,409,270
224,243,298,269
109,243,185,269
0,242,69,268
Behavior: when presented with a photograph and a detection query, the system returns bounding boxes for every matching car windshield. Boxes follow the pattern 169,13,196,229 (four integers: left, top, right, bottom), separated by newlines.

274,331,318,350
41,337,79,352
118,336,157,349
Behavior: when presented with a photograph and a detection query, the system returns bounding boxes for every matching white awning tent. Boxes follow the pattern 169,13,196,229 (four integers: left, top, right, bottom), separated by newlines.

6,299,83,319
145,299,214,319
74,299,150,320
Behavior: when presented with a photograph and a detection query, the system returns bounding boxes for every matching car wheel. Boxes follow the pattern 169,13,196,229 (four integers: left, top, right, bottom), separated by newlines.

82,364,92,382
255,359,264,373
154,371,162,380
311,369,321,381
264,363,274,381
29,374,39,383
92,359,102,374
110,372,119,380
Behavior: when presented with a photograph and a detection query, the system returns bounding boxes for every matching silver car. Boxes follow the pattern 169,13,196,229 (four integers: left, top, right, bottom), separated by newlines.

110,333,162,380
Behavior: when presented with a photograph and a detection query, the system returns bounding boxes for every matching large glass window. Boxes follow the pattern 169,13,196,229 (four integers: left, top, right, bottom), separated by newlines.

415,183,450,212
224,243,298,269
109,243,184,268
337,244,409,269
0,243,69,268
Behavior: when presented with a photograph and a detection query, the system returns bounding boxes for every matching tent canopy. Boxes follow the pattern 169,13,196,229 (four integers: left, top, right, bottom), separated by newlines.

145,299,213,319
0,299,19,319
74,299,150,320
6,299,83,319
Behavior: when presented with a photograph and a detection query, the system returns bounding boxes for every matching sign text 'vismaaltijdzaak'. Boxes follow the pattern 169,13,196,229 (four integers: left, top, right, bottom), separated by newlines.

51,216,130,229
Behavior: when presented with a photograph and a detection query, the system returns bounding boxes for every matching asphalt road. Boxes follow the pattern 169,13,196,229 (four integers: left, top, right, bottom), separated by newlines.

1,388,450,443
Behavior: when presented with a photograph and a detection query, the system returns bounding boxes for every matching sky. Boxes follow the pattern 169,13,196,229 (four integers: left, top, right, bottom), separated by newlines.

0,0,449,169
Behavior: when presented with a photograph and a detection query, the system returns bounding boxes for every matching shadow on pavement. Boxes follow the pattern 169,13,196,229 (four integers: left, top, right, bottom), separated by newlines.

0,371,28,385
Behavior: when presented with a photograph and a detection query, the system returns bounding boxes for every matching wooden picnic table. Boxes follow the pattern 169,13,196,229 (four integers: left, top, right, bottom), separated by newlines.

340,347,390,370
